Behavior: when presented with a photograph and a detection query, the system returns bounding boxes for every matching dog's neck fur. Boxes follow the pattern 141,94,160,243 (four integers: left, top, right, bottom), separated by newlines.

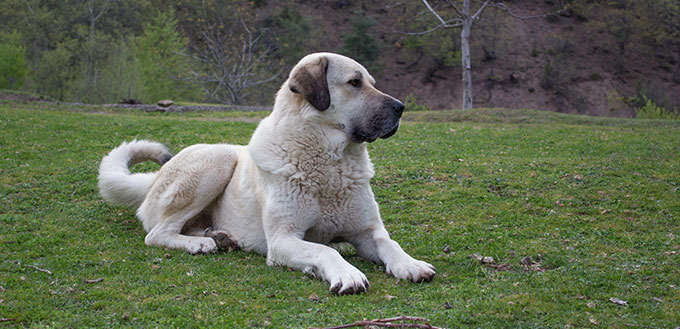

248,87,370,177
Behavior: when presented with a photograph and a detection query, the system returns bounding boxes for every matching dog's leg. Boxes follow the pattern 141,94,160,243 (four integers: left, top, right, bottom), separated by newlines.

138,144,238,254
350,225,435,282
268,233,369,295
347,199,435,283
145,215,218,254
263,204,369,294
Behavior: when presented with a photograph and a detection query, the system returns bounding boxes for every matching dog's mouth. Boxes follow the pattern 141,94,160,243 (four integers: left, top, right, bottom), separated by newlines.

351,121,400,143
380,123,400,140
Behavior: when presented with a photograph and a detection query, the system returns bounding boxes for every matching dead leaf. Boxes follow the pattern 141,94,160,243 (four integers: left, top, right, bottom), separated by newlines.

609,297,628,306
442,245,450,253
309,294,319,301
384,294,397,301
520,256,532,265
590,317,598,325
587,301,596,308
150,264,160,270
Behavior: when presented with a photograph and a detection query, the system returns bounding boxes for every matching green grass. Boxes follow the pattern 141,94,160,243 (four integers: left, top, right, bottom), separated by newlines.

1,101,679,328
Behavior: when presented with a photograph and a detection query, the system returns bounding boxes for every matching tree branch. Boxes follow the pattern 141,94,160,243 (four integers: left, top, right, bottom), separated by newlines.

471,0,493,21
490,1,568,20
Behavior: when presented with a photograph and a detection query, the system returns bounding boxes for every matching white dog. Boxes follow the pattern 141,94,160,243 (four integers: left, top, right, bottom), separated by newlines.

98,53,435,294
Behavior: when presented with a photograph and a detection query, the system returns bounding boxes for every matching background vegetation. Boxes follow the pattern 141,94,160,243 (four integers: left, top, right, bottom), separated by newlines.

0,0,678,116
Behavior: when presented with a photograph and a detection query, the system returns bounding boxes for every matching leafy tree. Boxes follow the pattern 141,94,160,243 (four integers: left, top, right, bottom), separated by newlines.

656,0,680,82
273,7,320,66
340,14,381,71
35,39,78,101
136,9,198,103
0,31,28,90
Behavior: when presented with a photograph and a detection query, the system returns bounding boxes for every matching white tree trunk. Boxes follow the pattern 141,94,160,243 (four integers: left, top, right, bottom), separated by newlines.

460,0,473,110
461,20,473,109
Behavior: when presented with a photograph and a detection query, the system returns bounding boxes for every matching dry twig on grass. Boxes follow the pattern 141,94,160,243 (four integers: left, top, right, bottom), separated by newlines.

25,264,53,275
309,316,444,329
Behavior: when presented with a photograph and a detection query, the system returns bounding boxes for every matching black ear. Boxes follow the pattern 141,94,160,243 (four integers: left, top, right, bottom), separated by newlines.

289,57,330,111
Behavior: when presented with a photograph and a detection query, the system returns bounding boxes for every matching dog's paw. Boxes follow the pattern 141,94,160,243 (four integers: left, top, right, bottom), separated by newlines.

328,266,369,295
204,229,238,251
188,237,218,255
386,258,436,283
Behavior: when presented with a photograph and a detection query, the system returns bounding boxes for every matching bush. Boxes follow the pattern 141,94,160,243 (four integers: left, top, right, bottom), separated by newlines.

404,94,430,111
0,31,28,90
635,95,679,120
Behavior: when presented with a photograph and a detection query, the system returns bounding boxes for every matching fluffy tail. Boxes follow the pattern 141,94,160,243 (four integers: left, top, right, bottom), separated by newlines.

98,140,173,208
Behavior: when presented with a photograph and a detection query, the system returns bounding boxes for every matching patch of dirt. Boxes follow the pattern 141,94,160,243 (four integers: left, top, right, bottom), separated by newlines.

0,91,45,102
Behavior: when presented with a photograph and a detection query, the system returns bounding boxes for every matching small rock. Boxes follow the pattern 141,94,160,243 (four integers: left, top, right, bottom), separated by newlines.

157,99,174,107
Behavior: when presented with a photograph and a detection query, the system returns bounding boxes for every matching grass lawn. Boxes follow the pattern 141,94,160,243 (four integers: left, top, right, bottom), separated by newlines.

1,100,678,328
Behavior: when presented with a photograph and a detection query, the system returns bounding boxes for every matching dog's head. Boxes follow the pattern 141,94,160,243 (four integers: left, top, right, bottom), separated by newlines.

286,53,404,143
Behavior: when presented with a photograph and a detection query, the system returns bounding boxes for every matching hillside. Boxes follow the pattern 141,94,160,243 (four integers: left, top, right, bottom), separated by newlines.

1,0,678,117
253,0,679,117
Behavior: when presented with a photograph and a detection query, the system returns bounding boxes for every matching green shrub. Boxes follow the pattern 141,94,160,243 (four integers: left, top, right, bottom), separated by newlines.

635,95,679,120
340,14,381,71
0,31,28,90
404,93,430,111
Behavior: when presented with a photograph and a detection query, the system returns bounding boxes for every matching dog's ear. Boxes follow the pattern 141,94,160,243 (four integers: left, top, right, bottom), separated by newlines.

289,57,330,111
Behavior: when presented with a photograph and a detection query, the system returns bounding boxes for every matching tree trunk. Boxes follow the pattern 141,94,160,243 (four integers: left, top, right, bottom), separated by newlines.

87,3,96,102
460,0,473,109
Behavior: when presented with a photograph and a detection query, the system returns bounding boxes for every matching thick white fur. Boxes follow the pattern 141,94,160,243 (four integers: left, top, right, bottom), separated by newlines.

98,53,435,294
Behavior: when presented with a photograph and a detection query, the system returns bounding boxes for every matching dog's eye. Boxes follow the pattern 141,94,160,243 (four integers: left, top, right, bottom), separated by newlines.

348,79,361,87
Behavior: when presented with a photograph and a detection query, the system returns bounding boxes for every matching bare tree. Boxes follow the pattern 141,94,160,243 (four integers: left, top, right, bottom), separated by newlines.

180,2,280,105
402,0,567,109
85,0,113,102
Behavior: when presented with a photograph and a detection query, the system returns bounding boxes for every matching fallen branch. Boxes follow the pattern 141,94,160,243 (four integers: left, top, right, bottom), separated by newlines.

310,316,443,329
26,264,53,275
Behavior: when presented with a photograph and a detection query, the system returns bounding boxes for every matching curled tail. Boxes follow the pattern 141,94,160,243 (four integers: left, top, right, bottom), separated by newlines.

98,140,173,208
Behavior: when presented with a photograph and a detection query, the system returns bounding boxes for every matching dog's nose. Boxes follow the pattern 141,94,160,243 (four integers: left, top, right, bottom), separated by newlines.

392,100,405,117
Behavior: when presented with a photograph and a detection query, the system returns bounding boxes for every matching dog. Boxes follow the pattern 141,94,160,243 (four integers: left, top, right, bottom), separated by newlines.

98,53,435,294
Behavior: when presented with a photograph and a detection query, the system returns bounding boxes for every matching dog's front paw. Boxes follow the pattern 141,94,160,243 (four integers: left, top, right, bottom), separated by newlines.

188,237,218,255
387,258,436,283
328,266,369,295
